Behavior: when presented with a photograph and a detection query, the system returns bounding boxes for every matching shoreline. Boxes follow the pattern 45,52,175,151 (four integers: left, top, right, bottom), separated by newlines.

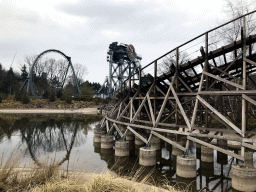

0,107,100,115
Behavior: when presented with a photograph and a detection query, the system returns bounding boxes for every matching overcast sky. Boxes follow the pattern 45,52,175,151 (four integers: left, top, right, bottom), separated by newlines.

1,0,227,84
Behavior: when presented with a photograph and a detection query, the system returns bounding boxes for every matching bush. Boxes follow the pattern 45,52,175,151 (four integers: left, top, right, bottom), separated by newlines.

43,90,49,99
21,94,30,104
65,97,72,104
49,93,56,102
14,91,22,101
56,90,63,99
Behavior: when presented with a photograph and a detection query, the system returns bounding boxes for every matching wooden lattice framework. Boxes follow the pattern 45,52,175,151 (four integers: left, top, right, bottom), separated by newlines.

100,11,256,162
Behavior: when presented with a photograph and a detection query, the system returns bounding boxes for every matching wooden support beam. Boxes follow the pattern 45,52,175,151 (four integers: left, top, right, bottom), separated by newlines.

155,82,173,126
146,92,156,126
208,52,242,90
127,126,148,143
197,95,243,136
113,123,124,137
106,116,256,143
152,131,186,152
178,76,193,92
169,83,192,130
244,58,256,66
188,136,244,160
243,94,256,106
203,71,244,90
106,120,110,132
242,142,256,151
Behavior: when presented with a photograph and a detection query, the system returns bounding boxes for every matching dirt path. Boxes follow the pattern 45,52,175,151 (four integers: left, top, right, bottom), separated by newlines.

0,108,99,115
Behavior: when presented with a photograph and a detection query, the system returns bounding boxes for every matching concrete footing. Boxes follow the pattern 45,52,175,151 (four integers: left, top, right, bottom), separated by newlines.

115,141,129,157
176,155,196,178
172,141,184,156
201,146,213,162
139,147,156,166
238,151,254,168
101,135,114,149
151,136,161,150
232,164,256,191
93,130,102,143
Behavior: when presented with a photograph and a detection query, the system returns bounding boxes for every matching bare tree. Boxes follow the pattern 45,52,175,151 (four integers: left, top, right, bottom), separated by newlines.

158,51,192,75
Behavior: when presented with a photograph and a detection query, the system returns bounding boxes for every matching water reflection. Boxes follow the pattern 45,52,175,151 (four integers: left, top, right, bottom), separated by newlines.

0,114,255,191
0,114,102,168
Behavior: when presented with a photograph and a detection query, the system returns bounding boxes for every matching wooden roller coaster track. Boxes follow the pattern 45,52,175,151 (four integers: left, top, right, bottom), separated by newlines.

100,11,256,161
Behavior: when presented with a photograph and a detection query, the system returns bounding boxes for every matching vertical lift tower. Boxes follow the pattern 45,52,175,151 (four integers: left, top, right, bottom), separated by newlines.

96,42,142,98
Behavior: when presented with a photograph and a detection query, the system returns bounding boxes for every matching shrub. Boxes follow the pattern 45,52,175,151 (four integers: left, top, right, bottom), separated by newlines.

49,93,56,102
56,90,63,99
14,91,22,101
21,94,30,104
65,97,72,104
42,90,49,99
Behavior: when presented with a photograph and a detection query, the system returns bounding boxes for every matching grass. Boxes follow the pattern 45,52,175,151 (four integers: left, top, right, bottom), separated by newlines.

0,149,189,192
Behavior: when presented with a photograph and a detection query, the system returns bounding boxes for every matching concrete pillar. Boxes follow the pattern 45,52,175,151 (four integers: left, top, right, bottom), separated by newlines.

151,136,161,150
172,141,184,156
135,135,145,145
115,141,129,157
139,147,156,166
101,135,114,149
201,146,213,162
238,151,254,168
93,130,102,143
232,164,256,191
176,155,196,178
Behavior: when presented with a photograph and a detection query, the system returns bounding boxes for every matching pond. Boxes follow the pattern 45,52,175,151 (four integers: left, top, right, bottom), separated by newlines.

0,114,255,191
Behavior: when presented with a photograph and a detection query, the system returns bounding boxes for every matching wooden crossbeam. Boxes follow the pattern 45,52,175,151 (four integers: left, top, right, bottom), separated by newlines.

203,71,244,90
242,94,256,106
146,92,156,126
113,123,124,137
169,83,192,130
155,82,173,126
244,58,256,66
188,136,244,160
178,76,193,92
127,126,148,143
106,120,109,132
209,52,242,90
242,142,256,151
152,131,186,152
106,116,256,142
197,95,243,136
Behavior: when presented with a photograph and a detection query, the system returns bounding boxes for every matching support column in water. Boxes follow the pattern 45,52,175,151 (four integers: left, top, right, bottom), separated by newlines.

232,164,256,191
201,146,213,162
139,147,156,166
115,141,130,157
176,155,196,178
101,135,114,149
